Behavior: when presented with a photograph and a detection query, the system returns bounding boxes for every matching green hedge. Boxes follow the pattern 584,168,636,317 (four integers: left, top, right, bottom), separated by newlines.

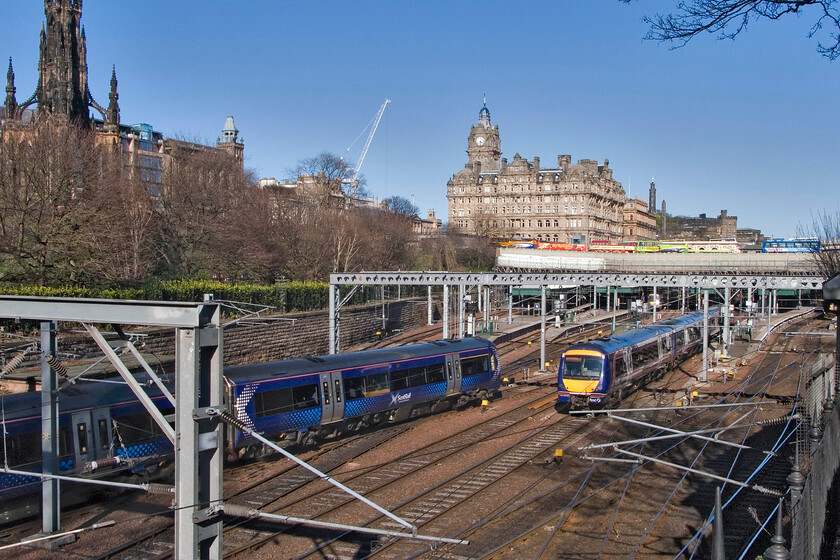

0,281,428,314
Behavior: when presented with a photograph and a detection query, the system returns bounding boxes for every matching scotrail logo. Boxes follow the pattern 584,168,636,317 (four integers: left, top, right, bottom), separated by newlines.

390,392,412,406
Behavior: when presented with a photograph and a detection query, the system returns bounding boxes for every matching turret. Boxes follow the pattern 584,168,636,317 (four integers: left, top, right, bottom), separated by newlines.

104,65,119,132
4,58,18,120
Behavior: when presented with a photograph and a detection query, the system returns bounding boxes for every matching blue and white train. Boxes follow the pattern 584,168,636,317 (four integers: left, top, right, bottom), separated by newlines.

0,337,500,522
557,310,720,410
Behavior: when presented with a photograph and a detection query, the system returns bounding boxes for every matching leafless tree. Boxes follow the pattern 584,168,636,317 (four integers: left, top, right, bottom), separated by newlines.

382,196,419,217
83,163,162,284
800,209,840,277
0,118,120,285
156,142,253,278
288,151,368,201
622,0,840,60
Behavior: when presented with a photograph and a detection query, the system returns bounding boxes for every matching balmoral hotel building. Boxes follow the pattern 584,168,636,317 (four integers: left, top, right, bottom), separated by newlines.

447,103,627,245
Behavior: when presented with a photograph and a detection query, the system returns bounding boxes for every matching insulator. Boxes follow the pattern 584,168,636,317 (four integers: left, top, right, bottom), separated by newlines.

145,483,175,494
218,410,250,432
753,485,784,497
44,354,70,378
0,352,27,377
86,456,121,471
756,415,794,427
223,503,260,519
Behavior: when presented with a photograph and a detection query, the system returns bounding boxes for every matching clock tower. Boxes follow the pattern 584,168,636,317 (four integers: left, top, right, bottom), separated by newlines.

467,100,501,171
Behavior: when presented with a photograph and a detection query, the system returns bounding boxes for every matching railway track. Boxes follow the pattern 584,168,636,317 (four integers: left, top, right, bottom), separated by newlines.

422,313,826,559
9,311,825,559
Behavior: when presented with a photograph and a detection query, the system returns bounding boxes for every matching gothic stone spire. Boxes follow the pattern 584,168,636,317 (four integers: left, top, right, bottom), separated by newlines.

105,65,120,131
4,57,18,119
38,0,90,123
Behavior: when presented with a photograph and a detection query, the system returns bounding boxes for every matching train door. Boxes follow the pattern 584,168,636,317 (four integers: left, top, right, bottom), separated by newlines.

445,354,462,395
71,408,113,467
320,371,345,425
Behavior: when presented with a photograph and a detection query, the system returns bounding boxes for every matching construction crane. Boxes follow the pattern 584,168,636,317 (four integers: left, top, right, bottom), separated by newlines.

344,99,390,200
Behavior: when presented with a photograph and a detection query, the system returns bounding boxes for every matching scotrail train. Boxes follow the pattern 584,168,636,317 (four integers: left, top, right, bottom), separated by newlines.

557,310,720,410
0,337,499,523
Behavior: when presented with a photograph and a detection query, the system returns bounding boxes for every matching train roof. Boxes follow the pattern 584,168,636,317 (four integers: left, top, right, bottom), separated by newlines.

568,310,718,355
224,337,494,384
0,372,173,422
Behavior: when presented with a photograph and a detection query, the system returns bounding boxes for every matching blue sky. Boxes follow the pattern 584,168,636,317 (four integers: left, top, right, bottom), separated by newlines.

2,1,838,238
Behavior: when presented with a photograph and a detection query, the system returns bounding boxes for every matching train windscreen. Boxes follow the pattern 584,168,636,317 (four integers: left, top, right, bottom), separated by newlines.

562,351,604,380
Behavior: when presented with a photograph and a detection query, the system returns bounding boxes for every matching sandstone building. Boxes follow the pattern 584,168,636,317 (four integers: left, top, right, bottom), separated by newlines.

447,103,626,245
623,196,658,240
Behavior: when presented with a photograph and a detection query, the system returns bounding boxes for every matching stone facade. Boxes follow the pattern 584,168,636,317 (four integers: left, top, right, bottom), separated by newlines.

662,210,738,240
623,196,658,240
447,103,626,245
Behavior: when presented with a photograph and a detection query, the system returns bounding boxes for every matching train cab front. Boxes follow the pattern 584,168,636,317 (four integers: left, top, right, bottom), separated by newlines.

557,349,607,410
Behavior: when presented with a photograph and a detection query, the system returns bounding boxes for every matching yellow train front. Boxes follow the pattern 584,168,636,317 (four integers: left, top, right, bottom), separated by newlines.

557,346,611,409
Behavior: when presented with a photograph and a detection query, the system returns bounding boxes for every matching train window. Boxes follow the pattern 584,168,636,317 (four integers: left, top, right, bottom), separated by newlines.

426,364,445,384
688,327,701,342
1,432,41,468
334,380,342,403
615,353,628,377
631,343,658,367
461,355,489,377
59,426,72,458
344,373,389,399
676,330,687,346
254,384,320,418
322,381,330,405
344,377,365,399
116,412,163,442
77,423,88,455
662,336,673,352
390,366,428,391
563,354,603,379
98,418,110,450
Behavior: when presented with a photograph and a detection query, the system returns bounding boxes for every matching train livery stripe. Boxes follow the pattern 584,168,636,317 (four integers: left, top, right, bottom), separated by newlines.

564,379,600,393
565,349,604,357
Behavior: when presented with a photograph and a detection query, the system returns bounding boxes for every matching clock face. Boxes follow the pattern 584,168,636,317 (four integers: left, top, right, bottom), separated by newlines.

476,136,485,146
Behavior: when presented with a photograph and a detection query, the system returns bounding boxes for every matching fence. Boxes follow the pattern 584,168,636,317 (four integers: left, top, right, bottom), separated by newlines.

790,351,838,559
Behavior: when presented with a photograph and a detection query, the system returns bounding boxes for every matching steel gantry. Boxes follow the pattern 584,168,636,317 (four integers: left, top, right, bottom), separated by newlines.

329,271,824,370
0,296,223,559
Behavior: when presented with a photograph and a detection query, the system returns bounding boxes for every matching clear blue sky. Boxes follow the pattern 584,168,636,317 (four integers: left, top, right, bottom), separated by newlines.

3,1,838,238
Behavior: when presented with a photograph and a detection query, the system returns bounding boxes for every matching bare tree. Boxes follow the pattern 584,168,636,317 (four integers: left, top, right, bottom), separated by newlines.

623,0,840,60
288,151,368,201
0,118,120,285
382,196,419,217
156,142,253,278
800,209,840,277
